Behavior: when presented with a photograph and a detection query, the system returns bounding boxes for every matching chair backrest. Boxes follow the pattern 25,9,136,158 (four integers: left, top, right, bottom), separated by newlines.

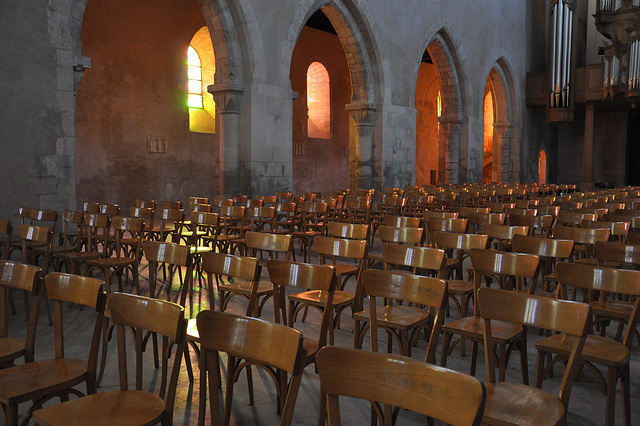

552,225,611,258
363,267,447,361
108,292,186,422
0,260,42,361
197,310,306,425
469,249,539,314
135,199,157,210
100,203,120,217
44,272,105,380
557,262,640,348
381,243,447,278
161,200,183,210
83,202,101,214
245,231,293,260
467,212,505,233
581,219,630,238
507,214,554,236
188,196,209,206
512,234,574,260
190,203,212,213
110,216,145,259
477,286,590,409
382,215,420,228
487,202,515,213
458,207,491,218
423,210,458,220
326,221,370,240
504,207,538,217
377,225,424,246
18,224,54,265
201,252,261,315
428,217,468,233
594,240,640,267
433,231,489,252
266,260,336,348
59,210,83,248
316,345,485,426
143,240,189,267
80,213,110,253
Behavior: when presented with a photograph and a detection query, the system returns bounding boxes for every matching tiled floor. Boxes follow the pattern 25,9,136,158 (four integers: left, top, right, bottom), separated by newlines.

7,249,640,425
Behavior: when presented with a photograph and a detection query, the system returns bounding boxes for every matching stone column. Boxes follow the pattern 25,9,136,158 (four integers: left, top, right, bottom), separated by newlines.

580,102,595,191
209,82,244,196
346,102,377,189
438,117,462,184
493,121,512,183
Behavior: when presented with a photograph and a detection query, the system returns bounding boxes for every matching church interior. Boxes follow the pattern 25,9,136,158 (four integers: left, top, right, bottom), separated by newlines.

2,0,640,424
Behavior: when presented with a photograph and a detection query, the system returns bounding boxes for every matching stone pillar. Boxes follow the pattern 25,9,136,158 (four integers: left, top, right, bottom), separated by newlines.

346,102,377,189
438,117,462,184
580,102,595,191
209,82,244,196
493,121,512,183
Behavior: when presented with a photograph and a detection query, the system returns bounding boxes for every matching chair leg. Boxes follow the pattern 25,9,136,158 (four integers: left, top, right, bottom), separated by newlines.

605,366,618,426
621,363,630,426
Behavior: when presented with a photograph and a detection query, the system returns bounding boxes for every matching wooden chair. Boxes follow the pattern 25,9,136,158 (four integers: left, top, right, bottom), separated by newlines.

175,211,220,288
483,223,528,251
148,208,185,242
342,196,372,225
289,236,366,344
85,216,144,295
512,234,574,296
195,310,306,425
143,241,190,303
54,213,109,275
316,346,486,426
271,202,298,235
538,262,640,425
457,207,491,218
581,219,630,242
0,272,105,426
440,249,538,383
18,224,54,324
0,261,41,368
557,211,597,227
367,225,423,268
267,259,336,370
8,209,58,261
204,205,245,254
466,212,505,234
292,201,327,263
552,225,611,262
201,252,262,315
353,261,447,358
426,217,468,247
326,221,369,240
507,214,554,237
487,202,515,213
477,286,590,426
128,206,155,242
433,231,489,317
33,292,186,426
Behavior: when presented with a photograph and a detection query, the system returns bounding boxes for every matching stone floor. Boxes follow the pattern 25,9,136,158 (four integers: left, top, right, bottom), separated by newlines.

6,248,640,425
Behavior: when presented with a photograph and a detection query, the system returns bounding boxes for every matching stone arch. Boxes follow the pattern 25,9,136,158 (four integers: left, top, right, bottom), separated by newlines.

413,27,467,184
486,57,519,182
283,0,384,190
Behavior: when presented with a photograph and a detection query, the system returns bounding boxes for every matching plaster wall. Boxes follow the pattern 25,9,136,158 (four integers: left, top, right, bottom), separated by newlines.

76,0,215,208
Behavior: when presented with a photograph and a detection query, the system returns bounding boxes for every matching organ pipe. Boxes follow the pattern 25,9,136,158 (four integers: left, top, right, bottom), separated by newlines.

630,40,640,90
549,0,573,109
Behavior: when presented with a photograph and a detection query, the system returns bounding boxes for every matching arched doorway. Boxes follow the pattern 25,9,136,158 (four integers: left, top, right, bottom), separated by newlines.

290,9,351,194
415,32,464,185
483,83,495,183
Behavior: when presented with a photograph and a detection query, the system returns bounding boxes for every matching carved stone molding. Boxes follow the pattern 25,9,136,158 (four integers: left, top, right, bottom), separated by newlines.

208,82,244,114
346,102,377,127
493,121,512,137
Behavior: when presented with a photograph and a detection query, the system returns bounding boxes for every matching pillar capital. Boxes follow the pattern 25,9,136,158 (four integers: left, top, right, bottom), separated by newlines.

208,82,244,114
346,102,377,127
437,116,462,133
493,121,512,137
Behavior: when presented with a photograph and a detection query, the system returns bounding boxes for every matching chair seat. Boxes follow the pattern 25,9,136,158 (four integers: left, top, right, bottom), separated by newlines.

536,333,629,366
219,281,272,297
0,358,87,403
483,382,564,426
442,316,523,342
288,289,354,308
56,251,103,262
33,389,165,426
85,257,135,268
590,299,633,320
0,337,25,364
353,306,429,330
447,279,474,295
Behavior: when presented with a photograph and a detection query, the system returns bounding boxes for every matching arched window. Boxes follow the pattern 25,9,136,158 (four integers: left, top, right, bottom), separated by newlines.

307,61,330,139
188,46,203,109
539,150,547,184
188,27,215,133
483,90,494,183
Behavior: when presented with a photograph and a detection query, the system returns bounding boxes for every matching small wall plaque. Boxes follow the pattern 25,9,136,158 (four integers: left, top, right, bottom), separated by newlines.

147,136,167,153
